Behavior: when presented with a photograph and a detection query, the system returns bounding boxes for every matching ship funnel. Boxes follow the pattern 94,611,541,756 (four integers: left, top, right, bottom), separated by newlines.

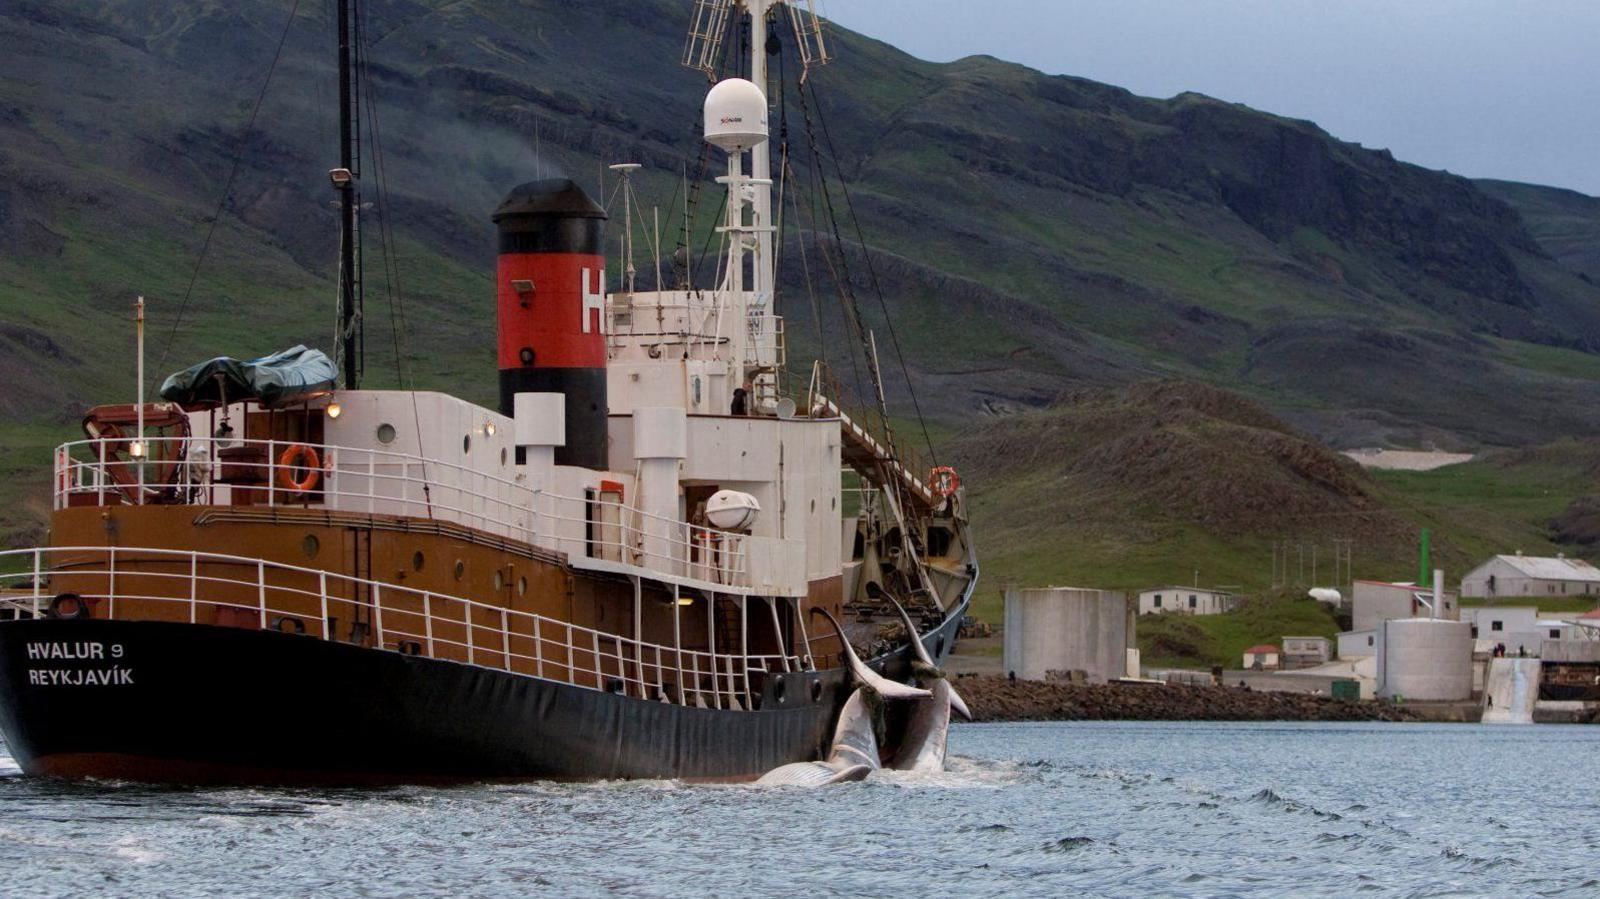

492,179,609,469
703,78,768,152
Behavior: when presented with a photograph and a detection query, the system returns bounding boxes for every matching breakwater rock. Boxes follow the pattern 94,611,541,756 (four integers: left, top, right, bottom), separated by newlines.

958,677,1418,723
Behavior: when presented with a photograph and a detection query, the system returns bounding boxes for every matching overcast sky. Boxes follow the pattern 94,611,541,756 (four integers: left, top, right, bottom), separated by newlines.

819,0,1600,195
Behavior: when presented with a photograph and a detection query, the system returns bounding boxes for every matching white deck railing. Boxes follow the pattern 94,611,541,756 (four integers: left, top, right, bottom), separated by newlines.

52,437,763,589
0,546,804,710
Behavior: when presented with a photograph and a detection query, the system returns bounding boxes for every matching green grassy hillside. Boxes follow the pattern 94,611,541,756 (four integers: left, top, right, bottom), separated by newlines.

953,382,1600,623
1138,595,1342,671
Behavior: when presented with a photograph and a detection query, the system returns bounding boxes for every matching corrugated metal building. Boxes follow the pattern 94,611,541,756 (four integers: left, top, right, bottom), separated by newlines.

1460,553,1600,599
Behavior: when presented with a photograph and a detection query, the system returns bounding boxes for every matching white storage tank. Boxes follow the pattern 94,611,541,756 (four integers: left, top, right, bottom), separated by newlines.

1376,618,1473,701
1003,587,1132,684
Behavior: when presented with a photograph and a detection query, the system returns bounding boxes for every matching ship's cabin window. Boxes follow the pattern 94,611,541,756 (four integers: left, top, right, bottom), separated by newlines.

463,434,472,454
376,423,397,445
454,559,466,580
926,526,952,557
412,551,425,572
302,535,320,559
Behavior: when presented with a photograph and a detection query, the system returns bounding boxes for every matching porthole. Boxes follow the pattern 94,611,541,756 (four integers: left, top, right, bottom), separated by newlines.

412,551,425,572
301,534,320,559
454,559,466,581
518,576,528,597
500,447,508,466
494,570,505,591
463,434,472,454
810,680,823,703
376,423,397,445
810,499,816,513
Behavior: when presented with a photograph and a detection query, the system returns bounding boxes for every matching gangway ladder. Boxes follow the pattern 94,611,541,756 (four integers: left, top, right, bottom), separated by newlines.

785,0,832,83
683,0,734,81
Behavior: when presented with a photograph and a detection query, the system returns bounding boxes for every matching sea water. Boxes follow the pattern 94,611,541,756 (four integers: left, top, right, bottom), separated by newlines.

0,722,1595,897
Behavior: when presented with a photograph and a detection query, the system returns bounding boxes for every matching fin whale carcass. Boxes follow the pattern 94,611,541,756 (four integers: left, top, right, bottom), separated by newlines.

756,687,878,786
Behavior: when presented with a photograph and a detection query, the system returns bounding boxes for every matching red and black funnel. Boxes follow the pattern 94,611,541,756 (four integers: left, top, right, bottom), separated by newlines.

492,179,608,469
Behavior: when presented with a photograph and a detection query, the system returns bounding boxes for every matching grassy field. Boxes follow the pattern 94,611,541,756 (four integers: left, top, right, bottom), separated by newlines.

1136,595,1342,670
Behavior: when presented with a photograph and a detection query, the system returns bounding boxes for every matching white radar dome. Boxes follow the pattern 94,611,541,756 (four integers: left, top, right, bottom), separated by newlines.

703,78,768,151
705,490,760,532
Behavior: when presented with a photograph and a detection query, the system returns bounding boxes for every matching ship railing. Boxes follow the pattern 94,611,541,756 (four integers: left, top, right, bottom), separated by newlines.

52,437,757,590
0,546,805,711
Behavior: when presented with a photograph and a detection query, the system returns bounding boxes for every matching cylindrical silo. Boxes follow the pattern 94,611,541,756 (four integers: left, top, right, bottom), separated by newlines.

492,178,609,469
1002,587,1129,684
1376,618,1473,701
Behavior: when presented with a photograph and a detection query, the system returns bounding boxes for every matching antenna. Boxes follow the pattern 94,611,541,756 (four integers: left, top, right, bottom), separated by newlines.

609,163,642,293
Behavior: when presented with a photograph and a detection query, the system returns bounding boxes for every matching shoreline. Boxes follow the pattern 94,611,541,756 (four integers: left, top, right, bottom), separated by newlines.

956,676,1420,723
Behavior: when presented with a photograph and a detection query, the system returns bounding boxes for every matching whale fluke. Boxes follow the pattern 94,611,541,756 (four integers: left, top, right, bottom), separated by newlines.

810,607,931,701
886,597,972,721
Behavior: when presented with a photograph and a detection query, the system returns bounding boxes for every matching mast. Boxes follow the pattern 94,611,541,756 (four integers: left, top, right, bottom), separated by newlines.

747,0,773,304
334,0,362,388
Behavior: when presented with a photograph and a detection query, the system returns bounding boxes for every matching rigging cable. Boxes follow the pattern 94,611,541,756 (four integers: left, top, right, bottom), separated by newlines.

791,73,881,438
156,0,305,376
804,78,940,467
355,0,433,517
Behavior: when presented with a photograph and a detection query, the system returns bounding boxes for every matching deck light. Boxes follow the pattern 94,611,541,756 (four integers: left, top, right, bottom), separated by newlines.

484,421,497,437
326,402,342,420
128,440,146,458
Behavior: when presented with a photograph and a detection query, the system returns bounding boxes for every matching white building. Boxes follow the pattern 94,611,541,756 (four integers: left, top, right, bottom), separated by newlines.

1243,644,1280,670
1460,553,1600,599
1463,606,1542,656
1282,636,1331,669
1137,586,1235,616
1338,629,1377,659
1352,579,1458,632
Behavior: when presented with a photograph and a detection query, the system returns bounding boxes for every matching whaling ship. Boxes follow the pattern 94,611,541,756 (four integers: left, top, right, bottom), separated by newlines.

0,0,977,784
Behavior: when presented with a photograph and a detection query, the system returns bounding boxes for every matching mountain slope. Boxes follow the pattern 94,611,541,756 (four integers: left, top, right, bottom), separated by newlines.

1479,178,1600,282
7,0,1600,571
5,0,1600,450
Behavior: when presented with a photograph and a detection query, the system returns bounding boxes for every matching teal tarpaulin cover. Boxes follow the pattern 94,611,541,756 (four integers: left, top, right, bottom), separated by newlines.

158,345,338,407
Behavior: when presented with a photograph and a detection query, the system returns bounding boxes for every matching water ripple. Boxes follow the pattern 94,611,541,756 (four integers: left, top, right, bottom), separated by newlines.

0,722,1594,897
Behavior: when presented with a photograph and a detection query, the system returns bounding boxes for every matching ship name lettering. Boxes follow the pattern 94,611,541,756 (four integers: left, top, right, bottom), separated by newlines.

24,641,105,660
26,668,134,686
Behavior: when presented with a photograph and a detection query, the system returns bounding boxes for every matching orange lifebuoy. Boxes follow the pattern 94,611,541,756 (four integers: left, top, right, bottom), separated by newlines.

928,466,960,499
277,444,322,493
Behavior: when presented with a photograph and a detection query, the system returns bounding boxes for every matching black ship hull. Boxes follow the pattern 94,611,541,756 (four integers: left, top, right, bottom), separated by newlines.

0,592,970,785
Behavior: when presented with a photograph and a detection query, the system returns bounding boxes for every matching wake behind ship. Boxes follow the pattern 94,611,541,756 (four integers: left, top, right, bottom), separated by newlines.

0,0,977,784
